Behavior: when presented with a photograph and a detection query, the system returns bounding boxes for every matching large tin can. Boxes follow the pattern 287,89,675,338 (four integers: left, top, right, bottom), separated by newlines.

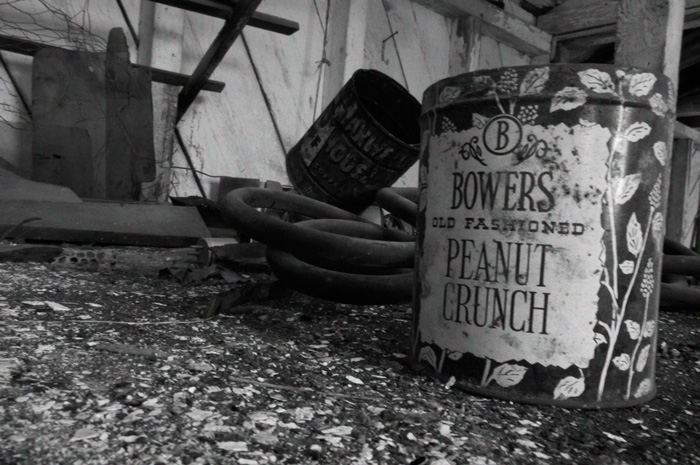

286,69,421,212
412,65,674,408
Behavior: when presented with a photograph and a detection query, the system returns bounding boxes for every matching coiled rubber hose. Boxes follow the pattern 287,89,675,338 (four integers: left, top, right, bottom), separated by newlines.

220,188,415,303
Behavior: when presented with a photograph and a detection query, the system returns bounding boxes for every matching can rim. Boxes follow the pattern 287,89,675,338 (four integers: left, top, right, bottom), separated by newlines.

350,69,422,150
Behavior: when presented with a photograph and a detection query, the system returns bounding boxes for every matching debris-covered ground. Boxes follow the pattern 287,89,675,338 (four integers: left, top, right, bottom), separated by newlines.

1,246,699,465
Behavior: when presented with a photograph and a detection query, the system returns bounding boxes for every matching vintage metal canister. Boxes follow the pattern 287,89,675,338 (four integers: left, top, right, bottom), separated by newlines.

412,65,674,408
286,69,421,212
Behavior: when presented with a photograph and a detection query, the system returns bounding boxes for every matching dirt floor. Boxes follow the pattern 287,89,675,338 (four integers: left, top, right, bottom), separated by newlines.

1,245,699,465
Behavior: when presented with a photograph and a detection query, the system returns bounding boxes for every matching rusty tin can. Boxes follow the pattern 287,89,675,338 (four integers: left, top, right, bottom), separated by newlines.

412,65,675,408
286,69,421,212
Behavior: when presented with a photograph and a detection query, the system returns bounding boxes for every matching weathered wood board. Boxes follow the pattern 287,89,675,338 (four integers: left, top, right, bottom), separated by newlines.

0,0,141,182
0,200,210,247
0,166,82,203
106,28,155,200
31,48,107,198
31,124,94,198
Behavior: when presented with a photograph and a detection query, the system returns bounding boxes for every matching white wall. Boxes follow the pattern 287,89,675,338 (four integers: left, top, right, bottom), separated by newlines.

0,0,535,200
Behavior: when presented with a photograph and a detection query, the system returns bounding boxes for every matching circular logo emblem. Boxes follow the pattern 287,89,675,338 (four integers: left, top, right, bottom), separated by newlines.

483,114,522,155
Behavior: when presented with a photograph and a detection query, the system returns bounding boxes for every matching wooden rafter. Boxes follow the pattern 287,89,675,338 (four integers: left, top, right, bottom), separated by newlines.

149,0,299,35
0,34,225,93
414,0,552,56
175,0,263,121
539,0,700,36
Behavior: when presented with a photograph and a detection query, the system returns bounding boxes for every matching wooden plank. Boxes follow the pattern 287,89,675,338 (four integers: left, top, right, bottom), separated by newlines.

0,244,63,263
0,200,210,247
683,144,700,245
382,0,451,98
0,34,224,92
105,28,155,200
674,121,700,143
139,4,185,202
414,0,551,56
667,139,693,241
172,12,287,198
242,0,328,152
31,125,94,198
176,0,264,121
149,0,299,35
678,96,700,117
32,47,107,198
449,16,483,74
537,0,619,35
539,0,700,35
0,167,82,203
615,0,686,92
322,0,369,109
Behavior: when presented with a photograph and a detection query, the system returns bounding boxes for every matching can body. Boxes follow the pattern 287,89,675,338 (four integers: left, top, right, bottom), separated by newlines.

412,65,674,408
286,69,421,212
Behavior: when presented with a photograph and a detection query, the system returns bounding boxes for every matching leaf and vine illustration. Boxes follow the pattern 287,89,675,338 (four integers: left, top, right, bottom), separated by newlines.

422,66,669,403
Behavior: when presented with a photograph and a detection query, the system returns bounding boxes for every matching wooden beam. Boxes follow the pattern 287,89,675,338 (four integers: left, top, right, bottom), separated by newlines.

678,96,700,117
149,0,299,35
415,0,551,56
614,0,686,92
321,0,369,110
539,0,700,36
0,200,210,247
667,139,694,241
176,0,263,121
674,121,700,143
0,34,224,93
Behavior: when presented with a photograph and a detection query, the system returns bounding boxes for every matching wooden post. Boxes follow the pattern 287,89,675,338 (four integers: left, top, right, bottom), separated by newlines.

138,2,185,202
614,0,686,92
321,0,369,110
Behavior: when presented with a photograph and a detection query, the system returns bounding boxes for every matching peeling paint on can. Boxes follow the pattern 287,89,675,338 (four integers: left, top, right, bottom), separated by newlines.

412,65,674,408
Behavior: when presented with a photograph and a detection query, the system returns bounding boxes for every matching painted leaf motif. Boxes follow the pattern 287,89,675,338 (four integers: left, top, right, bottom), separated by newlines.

643,320,656,338
634,378,653,398
447,351,464,361
578,69,616,94
649,93,669,117
652,211,664,243
653,141,667,166
624,320,641,340
628,73,657,97
626,213,643,256
550,87,587,112
594,332,608,346
491,363,528,387
614,173,642,204
619,260,635,275
418,346,438,372
636,344,651,372
439,86,461,104
520,67,549,95
612,353,631,371
553,376,585,400
473,113,488,130
622,122,651,142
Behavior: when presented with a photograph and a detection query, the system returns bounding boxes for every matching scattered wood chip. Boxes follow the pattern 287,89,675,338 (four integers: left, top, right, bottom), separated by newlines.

93,342,158,358
346,375,364,385
45,301,70,311
70,427,103,442
217,441,248,452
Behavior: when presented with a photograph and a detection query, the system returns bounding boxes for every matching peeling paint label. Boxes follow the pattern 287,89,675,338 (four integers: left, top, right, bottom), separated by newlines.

419,117,610,369
415,65,673,406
